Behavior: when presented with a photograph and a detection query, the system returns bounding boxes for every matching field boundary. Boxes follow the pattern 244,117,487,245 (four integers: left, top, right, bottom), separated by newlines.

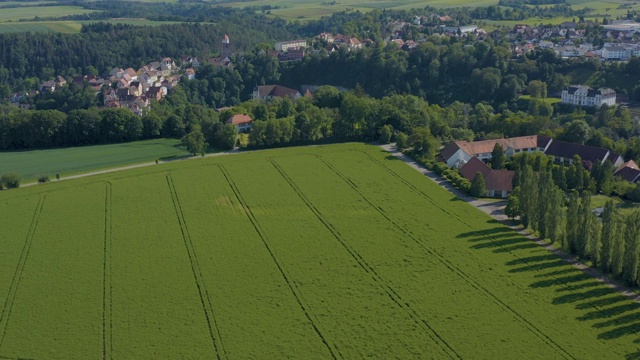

166,174,226,360
102,182,113,360
270,159,460,359
218,165,341,360
315,154,576,360
0,195,46,348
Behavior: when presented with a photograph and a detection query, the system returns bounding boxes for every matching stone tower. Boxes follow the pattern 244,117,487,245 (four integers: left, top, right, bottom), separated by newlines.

222,34,232,59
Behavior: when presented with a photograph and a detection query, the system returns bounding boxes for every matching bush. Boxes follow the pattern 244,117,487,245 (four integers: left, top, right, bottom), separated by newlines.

38,175,50,183
1,172,22,189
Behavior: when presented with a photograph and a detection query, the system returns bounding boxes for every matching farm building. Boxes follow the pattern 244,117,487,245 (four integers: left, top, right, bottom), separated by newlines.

459,157,514,198
253,85,301,101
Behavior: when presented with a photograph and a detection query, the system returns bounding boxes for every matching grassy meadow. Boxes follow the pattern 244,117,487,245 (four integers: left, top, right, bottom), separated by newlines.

0,6,96,22
0,138,189,181
0,143,639,358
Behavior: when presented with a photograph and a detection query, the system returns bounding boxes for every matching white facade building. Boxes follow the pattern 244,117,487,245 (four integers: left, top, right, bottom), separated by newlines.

561,85,616,107
275,40,307,52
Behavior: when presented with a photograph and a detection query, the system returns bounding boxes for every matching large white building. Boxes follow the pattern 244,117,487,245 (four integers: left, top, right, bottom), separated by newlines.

561,85,616,107
275,39,307,52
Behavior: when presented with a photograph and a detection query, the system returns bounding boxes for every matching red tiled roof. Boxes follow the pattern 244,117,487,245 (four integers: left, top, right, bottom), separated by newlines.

485,170,514,192
226,114,253,125
440,141,464,161
459,157,491,181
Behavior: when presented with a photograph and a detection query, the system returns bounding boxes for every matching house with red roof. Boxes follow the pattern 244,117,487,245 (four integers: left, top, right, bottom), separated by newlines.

226,114,253,133
459,157,514,198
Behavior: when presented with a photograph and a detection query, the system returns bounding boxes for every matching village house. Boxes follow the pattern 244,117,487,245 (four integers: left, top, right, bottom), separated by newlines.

226,114,253,133
614,160,640,183
275,39,307,52
459,157,515,198
253,85,301,100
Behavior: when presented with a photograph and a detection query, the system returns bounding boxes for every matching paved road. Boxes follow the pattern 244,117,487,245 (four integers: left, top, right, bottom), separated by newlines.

379,143,640,302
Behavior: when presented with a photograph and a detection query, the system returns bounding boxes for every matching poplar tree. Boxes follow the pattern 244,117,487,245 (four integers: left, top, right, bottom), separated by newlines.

577,193,592,259
611,219,626,279
600,200,618,273
537,169,553,239
520,165,538,229
545,186,564,244
623,211,640,285
565,191,581,253
491,143,506,169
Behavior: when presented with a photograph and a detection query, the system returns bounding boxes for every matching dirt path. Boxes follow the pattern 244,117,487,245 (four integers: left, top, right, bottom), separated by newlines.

379,143,640,302
21,148,248,188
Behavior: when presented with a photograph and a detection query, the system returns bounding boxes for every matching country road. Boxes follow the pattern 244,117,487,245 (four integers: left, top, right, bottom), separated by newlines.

379,143,640,302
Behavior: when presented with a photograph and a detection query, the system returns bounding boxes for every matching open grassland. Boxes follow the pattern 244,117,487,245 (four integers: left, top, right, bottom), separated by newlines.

0,19,190,33
0,138,189,181
1,143,640,358
0,6,96,22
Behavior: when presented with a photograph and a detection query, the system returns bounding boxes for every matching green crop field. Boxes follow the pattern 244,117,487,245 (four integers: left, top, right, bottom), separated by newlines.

0,6,96,22
1,143,640,358
0,138,189,181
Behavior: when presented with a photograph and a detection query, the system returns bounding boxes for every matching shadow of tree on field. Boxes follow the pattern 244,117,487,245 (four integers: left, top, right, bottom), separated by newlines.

599,322,640,340
625,350,640,360
534,268,580,279
470,237,529,250
576,296,629,310
455,227,512,239
505,254,558,265
556,280,602,293
528,273,592,288
509,259,566,274
465,232,520,243
578,302,640,321
552,287,615,305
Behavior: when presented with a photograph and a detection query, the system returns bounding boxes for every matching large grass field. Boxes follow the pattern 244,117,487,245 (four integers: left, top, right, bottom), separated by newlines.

0,138,189,181
0,143,639,358
0,6,96,22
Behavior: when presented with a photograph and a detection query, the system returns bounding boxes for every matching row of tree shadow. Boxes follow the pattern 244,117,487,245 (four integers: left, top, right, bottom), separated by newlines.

457,220,640,359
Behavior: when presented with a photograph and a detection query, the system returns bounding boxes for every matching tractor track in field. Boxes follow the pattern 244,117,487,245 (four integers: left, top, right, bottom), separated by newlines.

358,150,473,228
314,154,577,360
166,174,227,360
270,159,460,360
0,355,35,360
102,183,113,360
218,165,342,360
374,145,637,350
0,195,46,349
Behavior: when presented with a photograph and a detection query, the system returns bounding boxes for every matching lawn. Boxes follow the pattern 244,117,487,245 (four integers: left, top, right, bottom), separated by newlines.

0,138,189,181
0,143,639,358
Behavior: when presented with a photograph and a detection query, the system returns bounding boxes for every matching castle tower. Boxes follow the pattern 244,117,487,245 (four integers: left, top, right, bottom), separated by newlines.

222,34,232,59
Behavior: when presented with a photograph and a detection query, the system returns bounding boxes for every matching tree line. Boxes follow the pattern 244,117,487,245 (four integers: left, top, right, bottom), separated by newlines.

507,153,640,287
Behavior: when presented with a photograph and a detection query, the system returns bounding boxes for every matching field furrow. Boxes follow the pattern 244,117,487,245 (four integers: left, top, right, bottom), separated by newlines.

0,195,46,348
0,185,103,359
219,165,341,359
103,182,113,360
109,174,215,358
270,159,460,359
169,164,334,359
166,174,226,360
317,147,639,358
315,152,575,359
223,160,454,359
274,152,576,359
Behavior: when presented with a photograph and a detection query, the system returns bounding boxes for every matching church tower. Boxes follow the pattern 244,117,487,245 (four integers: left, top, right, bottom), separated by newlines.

222,34,232,59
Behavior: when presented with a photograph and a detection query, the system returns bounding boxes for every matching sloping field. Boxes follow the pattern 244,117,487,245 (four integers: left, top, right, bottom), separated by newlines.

0,143,639,359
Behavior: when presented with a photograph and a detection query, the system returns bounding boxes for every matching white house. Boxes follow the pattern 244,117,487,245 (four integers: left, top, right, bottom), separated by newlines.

226,114,253,133
275,40,307,52
561,85,616,107
601,46,627,60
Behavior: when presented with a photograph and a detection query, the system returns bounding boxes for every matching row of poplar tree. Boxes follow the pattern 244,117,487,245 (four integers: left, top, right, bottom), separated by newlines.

507,155,640,287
